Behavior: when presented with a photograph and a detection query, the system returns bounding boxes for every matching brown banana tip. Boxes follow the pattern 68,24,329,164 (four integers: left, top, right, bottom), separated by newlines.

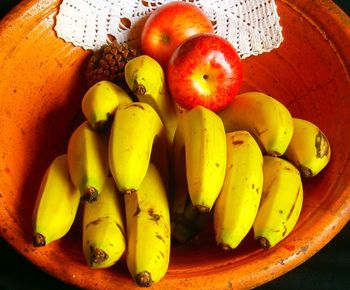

300,165,313,178
124,189,136,195
258,236,270,249
33,233,46,247
220,243,232,251
195,205,210,213
81,187,98,202
135,271,154,287
133,83,146,96
268,151,281,157
90,247,109,265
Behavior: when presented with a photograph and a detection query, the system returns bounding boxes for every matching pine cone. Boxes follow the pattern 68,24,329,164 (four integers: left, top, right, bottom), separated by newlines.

86,39,139,89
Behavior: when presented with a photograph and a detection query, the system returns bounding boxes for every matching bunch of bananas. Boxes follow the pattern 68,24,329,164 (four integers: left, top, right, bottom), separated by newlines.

32,77,172,287
32,54,331,287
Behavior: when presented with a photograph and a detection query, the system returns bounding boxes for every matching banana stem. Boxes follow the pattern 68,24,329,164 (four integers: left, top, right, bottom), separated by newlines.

124,189,137,195
81,187,99,202
184,200,199,221
171,221,195,243
94,114,114,132
135,271,154,287
133,83,146,96
258,237,270,249
33,233,46,247
220,243,232,251
90,247,109,266
300,165,313,178
171,200,211,243
195,204,210,213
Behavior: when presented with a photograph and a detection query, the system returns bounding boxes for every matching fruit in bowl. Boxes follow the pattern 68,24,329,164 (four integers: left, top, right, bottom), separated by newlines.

167,33,243,112
0,0,350,290
141,1,214,68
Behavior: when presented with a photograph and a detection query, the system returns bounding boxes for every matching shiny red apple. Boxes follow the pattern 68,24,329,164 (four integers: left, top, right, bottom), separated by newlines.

141,1,214,68
167,33,243,112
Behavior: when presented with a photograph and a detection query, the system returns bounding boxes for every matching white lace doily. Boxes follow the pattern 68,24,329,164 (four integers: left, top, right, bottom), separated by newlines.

54,0,283,59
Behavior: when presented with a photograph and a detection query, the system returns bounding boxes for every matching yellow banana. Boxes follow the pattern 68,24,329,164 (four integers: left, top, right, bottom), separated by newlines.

67,121,109,202
109,102,168,194
124,163,171,287
82,177,126,269
218,92,293,156
32,154,80,247
81,80,133,131
214,131,264,250
253,156,303,249
124,55,181,145
284,117,331,177
173,105,227,212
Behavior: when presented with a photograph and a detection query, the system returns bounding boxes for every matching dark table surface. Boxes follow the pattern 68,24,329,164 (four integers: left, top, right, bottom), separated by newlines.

0,1,349,289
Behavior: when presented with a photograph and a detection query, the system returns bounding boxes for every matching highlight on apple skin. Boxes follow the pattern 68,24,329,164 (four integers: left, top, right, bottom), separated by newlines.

167,33,243,112
141,1,214,68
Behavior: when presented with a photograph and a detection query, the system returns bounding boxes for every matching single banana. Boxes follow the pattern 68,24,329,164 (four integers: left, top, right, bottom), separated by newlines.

82,177,126,269
109,102,168,195
284,117,331,177
214,131,264,250
124,55,181,145
124,163,171,287
173,105,227,212
67,121,109,202
32,154,80,247
81,80,133,131
218,92,293,156
253,156,303,249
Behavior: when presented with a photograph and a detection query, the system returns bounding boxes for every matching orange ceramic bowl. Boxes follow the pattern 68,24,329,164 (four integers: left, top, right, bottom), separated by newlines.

0,0,349,289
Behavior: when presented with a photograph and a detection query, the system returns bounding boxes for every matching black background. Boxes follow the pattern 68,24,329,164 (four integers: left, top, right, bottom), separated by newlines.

0,1,349,289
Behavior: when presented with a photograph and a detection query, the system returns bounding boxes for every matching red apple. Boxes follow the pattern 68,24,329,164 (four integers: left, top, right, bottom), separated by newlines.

167,33,243,112
141,2,214,68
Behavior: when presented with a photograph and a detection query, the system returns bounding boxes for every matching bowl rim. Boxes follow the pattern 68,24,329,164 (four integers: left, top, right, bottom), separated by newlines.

0,0,350,289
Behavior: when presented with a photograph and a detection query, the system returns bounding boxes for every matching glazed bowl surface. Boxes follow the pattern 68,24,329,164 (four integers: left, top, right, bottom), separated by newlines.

0,0,349,289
